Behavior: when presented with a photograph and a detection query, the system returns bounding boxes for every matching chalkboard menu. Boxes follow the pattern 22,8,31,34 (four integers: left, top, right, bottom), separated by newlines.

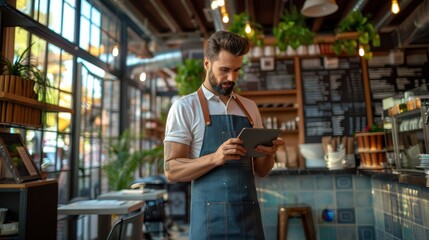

368,53,429,123
301,57,367,143
239,58,295,91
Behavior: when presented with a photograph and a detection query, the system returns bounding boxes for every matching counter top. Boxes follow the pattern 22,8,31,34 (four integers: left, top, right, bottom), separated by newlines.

269,167,429,187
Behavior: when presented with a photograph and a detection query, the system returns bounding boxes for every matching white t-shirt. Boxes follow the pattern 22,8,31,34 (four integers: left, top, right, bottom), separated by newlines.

164,86,263,159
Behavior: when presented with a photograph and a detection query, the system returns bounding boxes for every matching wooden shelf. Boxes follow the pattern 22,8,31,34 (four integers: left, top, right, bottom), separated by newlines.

238,89,297,96
259,107,298,112
0,91,74,113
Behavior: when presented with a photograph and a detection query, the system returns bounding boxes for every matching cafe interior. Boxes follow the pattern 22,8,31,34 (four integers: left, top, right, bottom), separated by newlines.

0,0,429,239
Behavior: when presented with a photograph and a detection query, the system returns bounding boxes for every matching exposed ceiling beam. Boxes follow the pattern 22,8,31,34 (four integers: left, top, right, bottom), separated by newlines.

181,0,209,37
273,0,284,26
111,0,165,48
149,0,182,33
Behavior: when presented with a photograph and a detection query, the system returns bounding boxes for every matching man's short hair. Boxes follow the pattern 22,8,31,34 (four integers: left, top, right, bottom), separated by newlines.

205,31,250,62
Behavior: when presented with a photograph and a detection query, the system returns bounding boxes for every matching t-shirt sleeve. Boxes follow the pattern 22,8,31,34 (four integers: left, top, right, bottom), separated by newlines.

163,98,194,146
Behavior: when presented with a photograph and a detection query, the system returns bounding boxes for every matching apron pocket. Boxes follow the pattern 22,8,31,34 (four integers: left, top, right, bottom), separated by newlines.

206,201,260,239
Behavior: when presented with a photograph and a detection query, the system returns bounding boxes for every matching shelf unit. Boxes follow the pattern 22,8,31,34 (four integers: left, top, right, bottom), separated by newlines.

0,179,58,240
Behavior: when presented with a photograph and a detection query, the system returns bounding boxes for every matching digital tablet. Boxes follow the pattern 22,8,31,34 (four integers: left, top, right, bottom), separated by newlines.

237,128,283,158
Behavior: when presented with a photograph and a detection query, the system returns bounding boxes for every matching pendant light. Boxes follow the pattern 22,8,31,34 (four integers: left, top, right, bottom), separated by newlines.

391,0,400,14
301,0,338,18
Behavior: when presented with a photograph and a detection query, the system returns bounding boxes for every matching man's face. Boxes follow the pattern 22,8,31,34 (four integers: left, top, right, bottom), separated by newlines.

205,50,243,96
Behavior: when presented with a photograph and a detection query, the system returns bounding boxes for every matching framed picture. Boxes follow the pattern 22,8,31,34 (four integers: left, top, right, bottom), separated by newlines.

0,133,41,183
260,57,275,71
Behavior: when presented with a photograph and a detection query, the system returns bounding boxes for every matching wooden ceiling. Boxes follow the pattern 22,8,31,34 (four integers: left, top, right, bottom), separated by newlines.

115,0,429,51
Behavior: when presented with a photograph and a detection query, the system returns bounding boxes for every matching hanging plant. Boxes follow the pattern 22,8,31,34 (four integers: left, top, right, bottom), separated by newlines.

175,59,204,96
332,11,380,59
228,12,264,47
273,7,315,51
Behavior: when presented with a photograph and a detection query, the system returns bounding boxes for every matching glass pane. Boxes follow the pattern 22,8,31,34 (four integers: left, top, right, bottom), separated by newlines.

14,28,29,56
60,51,74,93
45,112,58,131
31,36,47,74
59,91,73,109
79,17,90,50
48,0,62,34
62,4,75,42
65,0,75,7
81,0,91,19
16,0,32,15
91,7,101,27
35,0,49,25
58,112,72,131
90,24,101,57
47,44,62,88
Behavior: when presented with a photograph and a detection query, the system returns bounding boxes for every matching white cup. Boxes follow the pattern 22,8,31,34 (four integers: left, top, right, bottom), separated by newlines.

0,208,7,224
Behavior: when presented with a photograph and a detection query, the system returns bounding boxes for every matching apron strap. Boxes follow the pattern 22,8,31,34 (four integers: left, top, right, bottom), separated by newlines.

197,87,254,127
197,87,211,126
233,95,254,126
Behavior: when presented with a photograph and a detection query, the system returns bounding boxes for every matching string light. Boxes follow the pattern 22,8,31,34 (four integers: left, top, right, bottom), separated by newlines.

139,72,147,82
391,0,400,14
211,0,218,10
245,21,251,34
222,14,229,23
112,44,119,57
359,45,365,57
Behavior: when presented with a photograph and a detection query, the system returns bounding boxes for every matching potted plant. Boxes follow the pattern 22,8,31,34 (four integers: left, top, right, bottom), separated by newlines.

0,43,51,126
228,12,264,48
175,59,204,96
332,11,380,59
273,7,315,52
103,129,165,190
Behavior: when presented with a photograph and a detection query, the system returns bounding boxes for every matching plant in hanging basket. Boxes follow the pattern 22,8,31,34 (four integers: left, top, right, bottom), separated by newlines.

332,11,380,59
273,6,315,51
0,43,51,126
228,12,264,47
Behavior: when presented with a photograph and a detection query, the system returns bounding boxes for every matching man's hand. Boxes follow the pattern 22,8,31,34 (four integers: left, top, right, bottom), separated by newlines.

212,138,247,165
255,138,285,158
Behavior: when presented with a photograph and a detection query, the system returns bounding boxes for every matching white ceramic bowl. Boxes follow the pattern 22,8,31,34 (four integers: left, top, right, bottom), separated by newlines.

299,143,326,168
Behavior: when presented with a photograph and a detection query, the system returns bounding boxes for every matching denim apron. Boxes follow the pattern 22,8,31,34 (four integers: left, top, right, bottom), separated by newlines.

189,88,265,240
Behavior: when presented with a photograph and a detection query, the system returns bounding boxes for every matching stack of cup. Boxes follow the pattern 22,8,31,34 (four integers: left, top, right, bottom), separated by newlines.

325,148,345,170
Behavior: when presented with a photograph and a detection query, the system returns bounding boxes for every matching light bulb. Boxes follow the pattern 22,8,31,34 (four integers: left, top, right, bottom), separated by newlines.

217,0,225,7
391,0,400,14
140,72,147,82
112,44,119,57
359,45,365,57
222,14,229,23
211,0,218,10
245,22,251,34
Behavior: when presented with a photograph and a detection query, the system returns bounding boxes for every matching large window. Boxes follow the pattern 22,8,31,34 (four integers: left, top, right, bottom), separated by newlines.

17,0,76,43
79,0,120,68
6,1,153,238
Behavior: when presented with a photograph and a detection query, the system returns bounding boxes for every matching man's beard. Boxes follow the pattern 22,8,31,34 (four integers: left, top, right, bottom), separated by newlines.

208,68,234,96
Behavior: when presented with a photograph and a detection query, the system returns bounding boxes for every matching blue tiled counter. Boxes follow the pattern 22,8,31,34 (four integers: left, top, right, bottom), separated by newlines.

256,168,429,240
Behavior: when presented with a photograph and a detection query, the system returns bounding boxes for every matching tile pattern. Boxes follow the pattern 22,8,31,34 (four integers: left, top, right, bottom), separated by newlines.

372,178,429,240
168,173,429,240
257,174,375,240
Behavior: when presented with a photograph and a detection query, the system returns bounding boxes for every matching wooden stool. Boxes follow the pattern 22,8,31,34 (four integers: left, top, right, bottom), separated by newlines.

277,204,315,240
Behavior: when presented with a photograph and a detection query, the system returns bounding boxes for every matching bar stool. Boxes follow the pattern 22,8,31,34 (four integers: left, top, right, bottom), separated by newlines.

277,204,315,240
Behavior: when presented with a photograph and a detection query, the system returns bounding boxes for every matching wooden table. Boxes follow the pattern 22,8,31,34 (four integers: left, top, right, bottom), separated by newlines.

58,199,145,240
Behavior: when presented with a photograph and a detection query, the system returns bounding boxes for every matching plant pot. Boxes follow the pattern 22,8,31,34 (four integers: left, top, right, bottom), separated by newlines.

0,75,42,127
